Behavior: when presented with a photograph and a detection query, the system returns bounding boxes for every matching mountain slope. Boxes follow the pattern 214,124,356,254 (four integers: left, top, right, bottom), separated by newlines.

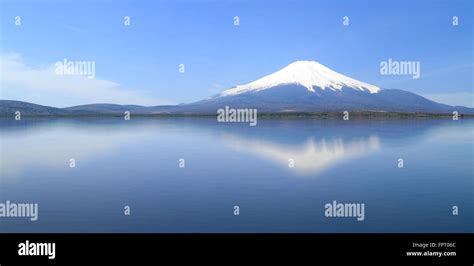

181,85,467,113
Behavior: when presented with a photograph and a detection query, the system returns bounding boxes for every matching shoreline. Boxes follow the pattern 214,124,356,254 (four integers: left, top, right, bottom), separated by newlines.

0,111,472,120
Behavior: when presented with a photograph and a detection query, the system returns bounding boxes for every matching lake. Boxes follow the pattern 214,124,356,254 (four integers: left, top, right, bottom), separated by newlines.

0,117,472,232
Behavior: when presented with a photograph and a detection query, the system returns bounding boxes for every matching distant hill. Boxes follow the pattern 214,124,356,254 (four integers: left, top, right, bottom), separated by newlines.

0,100,181,116
0,100,69,115
63,103,150,114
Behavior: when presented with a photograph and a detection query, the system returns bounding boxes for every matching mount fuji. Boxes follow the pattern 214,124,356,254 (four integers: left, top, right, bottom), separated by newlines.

1,60,473,115
177,60,472,114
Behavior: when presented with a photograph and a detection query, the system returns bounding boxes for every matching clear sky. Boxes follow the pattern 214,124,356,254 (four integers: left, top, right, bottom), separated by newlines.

1,0,472,107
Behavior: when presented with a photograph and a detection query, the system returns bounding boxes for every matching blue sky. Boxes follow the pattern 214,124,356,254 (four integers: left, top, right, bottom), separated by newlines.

1,0,472,107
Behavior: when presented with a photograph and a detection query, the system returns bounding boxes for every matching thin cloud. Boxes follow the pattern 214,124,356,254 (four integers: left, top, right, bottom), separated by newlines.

0,53,159,107
60,24,88,35
422,92,474,108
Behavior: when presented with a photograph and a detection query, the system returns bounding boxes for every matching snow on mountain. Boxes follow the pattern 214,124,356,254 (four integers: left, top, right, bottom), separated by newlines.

218,60,380,97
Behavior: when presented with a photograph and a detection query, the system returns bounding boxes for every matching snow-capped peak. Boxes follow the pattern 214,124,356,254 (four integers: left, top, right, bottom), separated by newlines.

218,60,380,97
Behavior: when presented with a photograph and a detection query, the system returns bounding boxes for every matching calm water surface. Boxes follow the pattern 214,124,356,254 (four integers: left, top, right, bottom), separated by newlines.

0,117,472,232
